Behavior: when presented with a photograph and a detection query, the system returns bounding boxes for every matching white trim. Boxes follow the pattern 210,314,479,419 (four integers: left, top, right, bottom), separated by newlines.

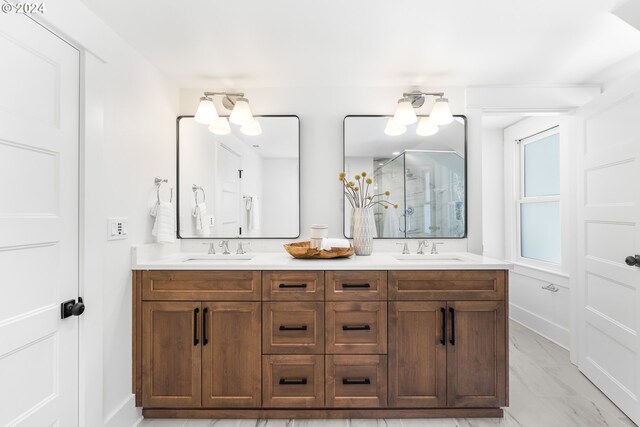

510,305,570,350
103,395,142,427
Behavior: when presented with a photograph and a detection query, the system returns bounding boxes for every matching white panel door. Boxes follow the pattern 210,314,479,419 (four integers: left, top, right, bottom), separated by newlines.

0,13,79,427
576,81,640,424
216,144,241,236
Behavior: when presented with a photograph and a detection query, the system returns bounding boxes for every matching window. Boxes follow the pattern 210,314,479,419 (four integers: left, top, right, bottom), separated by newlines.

518,129,561,265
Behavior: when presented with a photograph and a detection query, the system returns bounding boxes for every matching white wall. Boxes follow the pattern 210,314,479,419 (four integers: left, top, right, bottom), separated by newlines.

38,3,179,426
481,129,505,259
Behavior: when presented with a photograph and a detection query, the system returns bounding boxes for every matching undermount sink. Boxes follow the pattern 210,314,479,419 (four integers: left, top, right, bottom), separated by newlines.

182,254,255,262
393,254,466,262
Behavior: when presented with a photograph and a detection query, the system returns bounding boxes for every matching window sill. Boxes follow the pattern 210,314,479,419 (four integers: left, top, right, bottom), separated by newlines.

511,262,570,285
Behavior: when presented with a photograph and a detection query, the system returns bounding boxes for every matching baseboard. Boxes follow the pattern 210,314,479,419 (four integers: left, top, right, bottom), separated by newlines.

104,394,142,427
510,303,570,350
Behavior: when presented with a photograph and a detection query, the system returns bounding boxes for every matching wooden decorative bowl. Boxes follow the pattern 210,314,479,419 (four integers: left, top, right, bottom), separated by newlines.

284,241,354,259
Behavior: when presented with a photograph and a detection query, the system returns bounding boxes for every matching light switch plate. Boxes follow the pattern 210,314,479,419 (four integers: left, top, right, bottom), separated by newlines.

108,217,128,240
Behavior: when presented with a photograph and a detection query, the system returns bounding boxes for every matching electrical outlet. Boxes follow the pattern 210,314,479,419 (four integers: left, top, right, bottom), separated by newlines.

208,215,215,226
108,217,128,241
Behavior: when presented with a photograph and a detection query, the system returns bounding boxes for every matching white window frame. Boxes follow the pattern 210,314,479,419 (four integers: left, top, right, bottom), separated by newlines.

515,126,562,271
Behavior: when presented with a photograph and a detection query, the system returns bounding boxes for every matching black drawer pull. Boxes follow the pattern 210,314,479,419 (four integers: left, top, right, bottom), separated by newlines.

202,307,208,346
440,307,446,346
279,283,307,289
279,378,307,385
342,378,371,385
341,283,370,289
279,325,308,331
193,308,199,346
342,324,371,331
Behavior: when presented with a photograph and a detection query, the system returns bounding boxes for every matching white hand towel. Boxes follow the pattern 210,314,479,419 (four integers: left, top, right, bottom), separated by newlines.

151,201,176,243
192,202,210,236
249,196,260,231
321,238,351,251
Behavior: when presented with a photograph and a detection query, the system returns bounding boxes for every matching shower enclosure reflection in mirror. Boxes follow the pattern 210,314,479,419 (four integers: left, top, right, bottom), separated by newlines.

343,115,467,239
177,115,300,239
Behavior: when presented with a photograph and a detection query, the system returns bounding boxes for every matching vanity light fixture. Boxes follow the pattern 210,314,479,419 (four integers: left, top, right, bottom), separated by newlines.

385,91,453,136
240,118,262,136
194,91,260,135
384,117,407,136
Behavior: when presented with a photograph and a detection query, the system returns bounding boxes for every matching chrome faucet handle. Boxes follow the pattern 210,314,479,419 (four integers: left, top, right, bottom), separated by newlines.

219,240,230,255
236,242,250,255
202,242,216,254
416,240,428,255
430,242,444,255
396,242,410,255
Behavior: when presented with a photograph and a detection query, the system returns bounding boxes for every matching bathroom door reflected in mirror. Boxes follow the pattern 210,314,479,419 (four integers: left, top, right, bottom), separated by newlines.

178,116,300,238
343,115,466,239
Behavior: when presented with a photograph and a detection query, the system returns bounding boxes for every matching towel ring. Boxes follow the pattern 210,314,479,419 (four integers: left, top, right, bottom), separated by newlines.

192,185,206,204
155,177,172,203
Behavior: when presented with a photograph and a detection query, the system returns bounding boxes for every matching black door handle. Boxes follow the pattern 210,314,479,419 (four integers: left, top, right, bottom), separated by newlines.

449,307,455,346
202,307,208,346
279,378,307,385
61,297,85,319
279,283,307,288
279,325,308,331
342,325,371,331
193,308,199,346
342,378,371,385
341,283,370,288
625,255,640,267
440,307,446,346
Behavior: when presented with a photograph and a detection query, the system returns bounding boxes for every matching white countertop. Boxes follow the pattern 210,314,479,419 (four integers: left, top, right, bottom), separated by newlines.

132,250,512,271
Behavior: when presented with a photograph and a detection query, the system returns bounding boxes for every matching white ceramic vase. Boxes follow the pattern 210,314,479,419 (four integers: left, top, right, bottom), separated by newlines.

351,207,374,256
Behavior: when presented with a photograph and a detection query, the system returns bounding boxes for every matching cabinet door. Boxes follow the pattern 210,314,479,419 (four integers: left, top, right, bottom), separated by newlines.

202,302,261,407
388,301,446,407
142,302,201,408
447,301,506,407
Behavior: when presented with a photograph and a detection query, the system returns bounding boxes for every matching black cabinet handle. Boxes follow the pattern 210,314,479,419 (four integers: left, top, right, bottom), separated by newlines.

342,378,371,385
279,325,308,331
279,283,307,288
193,308,199,346
202,307,208,346
341,283,370,289
342,325,371,331
449,307,455,346
440,307,446,346
279,378,307,385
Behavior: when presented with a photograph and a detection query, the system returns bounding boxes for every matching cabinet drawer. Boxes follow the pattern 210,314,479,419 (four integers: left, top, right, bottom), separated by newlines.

263,302,324,354
263,271,324,301
326,302,387,354
388,270,506,301
142,271,260,301
326,355,387,408
263,355,324,408
326,271,387,301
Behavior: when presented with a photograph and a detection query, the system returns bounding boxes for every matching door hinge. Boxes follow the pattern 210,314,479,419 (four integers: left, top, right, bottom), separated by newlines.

239,227,242,235
238,169,243,179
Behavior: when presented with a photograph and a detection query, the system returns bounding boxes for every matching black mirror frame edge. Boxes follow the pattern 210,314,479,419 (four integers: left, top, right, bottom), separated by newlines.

342,114,468,240
176,115,301,240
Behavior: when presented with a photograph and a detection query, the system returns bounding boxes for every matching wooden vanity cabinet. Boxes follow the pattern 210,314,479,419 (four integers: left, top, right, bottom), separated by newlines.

134,268,508,419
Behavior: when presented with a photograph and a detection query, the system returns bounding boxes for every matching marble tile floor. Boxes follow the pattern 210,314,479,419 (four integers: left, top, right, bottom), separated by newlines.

139,321,634,427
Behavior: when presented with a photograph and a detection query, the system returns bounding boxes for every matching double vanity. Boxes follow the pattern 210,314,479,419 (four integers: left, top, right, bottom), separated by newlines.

132,250,511,419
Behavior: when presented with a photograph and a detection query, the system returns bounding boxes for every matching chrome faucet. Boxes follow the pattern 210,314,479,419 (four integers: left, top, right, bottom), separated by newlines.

219,240,230,255
396,242,410,255
430,242,444,255
236,242,250,255
202,242,216,254
417,240,428,255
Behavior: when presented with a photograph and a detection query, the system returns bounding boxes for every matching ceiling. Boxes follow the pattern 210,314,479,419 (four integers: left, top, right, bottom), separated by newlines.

81,0,640,88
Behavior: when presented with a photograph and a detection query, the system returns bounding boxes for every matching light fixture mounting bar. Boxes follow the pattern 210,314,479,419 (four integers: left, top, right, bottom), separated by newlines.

203,91,245,97
401,91,446,108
